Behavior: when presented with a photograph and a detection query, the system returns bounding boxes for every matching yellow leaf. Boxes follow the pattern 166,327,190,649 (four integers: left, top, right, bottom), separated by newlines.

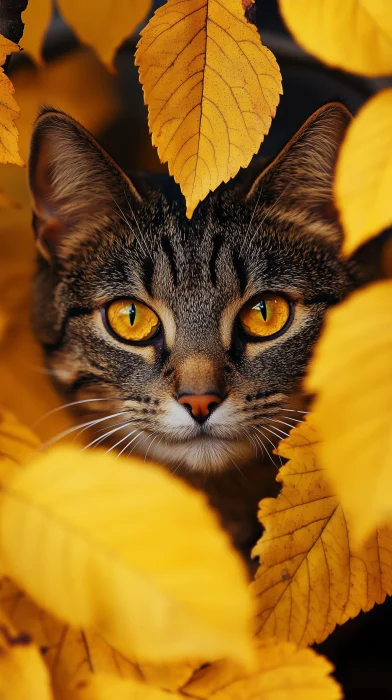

0,447,251,664
0,36,24,166
76,641,341,700
0,407,39,476
21,0,52,63
279,0,392,77
0,579,142,700
0,604,53,700
252,417,392,646
0,409,39,575
136,0,282,217
74,675,182,700
0,190,19,208
0,266,75,440
57,0,152,67
335,89,392,255
307,281,392,541
0,35,20,65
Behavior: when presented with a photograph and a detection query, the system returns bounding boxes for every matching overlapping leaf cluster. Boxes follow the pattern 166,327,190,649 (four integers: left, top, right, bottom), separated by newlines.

0,0,391,698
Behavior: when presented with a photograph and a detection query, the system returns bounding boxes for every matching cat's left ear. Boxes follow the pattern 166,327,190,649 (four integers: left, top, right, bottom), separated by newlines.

247,103,351,246
28,107,142,262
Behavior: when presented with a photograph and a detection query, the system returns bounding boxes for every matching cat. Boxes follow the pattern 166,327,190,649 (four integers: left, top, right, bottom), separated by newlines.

28,103,368,560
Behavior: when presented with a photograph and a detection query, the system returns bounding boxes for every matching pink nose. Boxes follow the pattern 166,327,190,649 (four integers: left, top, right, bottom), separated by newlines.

178,393,222,423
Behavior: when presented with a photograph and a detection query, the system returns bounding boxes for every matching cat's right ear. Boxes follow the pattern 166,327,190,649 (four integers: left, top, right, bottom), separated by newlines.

28,108,142,262
246,103,351,246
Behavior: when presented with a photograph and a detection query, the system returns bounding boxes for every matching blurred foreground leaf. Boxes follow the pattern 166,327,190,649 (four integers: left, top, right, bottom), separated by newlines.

0,446,252,663
308,282,392,540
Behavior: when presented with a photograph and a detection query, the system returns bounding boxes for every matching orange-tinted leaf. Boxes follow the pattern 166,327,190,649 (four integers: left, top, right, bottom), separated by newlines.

0,35,20,65
0,266,75,440
0,407,39,474
76,640,341,700
252,418,392,646
0,190,19,208
57,0,152,67
136,0,282,217
0,579,141,700
21,0,52,63
0,35,23,166
0,604,53,700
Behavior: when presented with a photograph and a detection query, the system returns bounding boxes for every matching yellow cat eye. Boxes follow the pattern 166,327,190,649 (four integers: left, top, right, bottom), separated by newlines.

239,293,291,339
105,299,160,343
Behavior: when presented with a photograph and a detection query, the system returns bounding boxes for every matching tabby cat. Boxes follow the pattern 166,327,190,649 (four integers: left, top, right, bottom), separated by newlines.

28,103,366,559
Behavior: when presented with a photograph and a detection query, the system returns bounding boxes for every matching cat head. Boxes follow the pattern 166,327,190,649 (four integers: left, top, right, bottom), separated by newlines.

28,104,360,471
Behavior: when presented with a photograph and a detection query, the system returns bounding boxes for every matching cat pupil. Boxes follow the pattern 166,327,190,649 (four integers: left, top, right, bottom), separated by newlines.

129,304,136,326
258,300,267,321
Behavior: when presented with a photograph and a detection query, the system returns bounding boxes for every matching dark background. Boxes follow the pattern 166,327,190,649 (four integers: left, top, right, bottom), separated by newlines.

6,0,392,696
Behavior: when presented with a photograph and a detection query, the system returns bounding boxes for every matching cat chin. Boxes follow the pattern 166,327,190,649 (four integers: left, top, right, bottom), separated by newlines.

130,432,254,472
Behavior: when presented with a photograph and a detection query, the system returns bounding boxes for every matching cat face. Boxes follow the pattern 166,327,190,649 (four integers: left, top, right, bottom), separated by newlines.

28,105,359,470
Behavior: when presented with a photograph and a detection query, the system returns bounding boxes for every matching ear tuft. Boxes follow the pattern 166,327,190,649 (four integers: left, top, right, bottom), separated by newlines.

28,108,141,261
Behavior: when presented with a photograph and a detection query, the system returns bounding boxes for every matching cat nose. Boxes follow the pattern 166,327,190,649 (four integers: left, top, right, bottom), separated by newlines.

177,393,222,424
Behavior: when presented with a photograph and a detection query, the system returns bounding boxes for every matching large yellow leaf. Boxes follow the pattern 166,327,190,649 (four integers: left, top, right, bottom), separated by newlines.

0,579,148,700
0,447,251,664
252,418,392,646
307,281,392,541
0,36,23,166
21,0,52,63
0,604,53,700
335,89,392,255
0,579,199,699
20,0,151,66
279,0,392,77
57,0,152,67
75,641,341,700
136,0,282,217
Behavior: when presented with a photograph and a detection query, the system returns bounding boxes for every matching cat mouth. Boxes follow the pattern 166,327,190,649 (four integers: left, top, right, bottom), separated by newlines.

130,430,254,471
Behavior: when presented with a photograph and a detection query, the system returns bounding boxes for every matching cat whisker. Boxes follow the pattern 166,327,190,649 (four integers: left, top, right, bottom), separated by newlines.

261,424,289,443
263,423,291,439
111,194,151,262
242,428,259,457
252,426,282,469
105,428,139,455
244,183,291,255
117,430,143,459
81,418,139,452
239,186,263,256
33,397,124,427
40,411,129,451
253,433,266,459
275,415,304,425
227,454,247,479
127,431,146,457
143,431,161,463
125,194,153,263
90,417,134,437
